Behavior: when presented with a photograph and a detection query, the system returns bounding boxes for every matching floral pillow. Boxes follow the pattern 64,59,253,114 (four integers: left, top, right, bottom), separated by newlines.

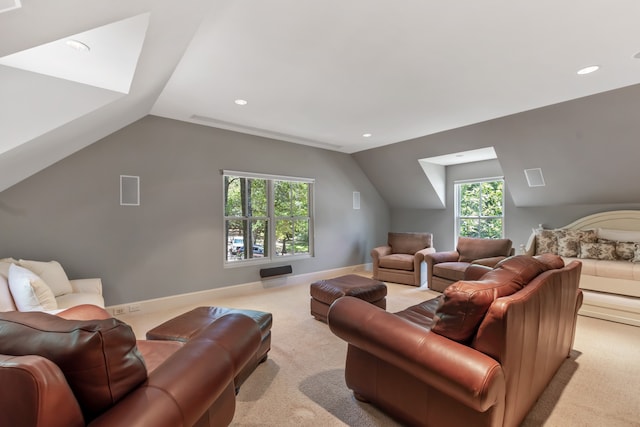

579,242,617,260
556,229,582,257
599,238,635,261
632,244,640,263
554,229,598,257
534,228,558,255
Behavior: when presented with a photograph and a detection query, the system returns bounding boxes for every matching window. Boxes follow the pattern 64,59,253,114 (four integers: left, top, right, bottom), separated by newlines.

223,170,314,264
455,177,504,240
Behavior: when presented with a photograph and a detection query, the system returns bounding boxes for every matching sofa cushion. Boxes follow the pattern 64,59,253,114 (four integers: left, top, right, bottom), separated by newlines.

431,256,552,343
597,227,640,242
456,237,512,263
388,232,431,255
379,253,414,271
579,241,617,260
0,261,17,311
0,311,147,422
534,228,558,255
8,263,58,311
433,262,469,282
17,260,73,297
55,292,106,310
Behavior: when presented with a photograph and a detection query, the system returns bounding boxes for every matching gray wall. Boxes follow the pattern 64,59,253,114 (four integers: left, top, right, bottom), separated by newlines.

391,159,640,252
0,116,389,306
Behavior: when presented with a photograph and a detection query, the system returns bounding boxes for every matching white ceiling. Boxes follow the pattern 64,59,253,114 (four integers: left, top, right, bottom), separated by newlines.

1,0,640,190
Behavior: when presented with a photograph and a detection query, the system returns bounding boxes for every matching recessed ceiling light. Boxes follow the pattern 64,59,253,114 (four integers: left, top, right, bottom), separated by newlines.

577,65,599,75
65,39,90,52
362,133,372,138
234,99,248,106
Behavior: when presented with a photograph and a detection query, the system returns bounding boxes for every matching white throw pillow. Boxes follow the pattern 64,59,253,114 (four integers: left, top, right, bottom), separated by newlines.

597,228,640,243
8,263,58,311
18,260,73,297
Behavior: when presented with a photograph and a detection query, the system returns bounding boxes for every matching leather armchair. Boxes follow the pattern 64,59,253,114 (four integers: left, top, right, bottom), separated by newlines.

0,305,261,427
425,236,513,292
371,232,435,286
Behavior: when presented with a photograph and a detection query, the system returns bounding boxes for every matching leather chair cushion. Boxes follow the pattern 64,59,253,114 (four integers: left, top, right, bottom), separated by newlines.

431,256,552,343
456,237,512,263
388,232,432,255
379,253,414,271
433,262,470,281
0,311,147,422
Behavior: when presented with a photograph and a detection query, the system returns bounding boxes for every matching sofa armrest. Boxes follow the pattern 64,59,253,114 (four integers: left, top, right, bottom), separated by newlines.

328,297,505,412
415,246,436,260
69,278,103,295
371,246,392,260
89,313,261,427
0,354,85,427
471,256,507,268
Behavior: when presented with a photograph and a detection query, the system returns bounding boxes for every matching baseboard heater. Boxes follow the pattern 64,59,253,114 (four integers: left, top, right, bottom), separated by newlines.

260,265,293,278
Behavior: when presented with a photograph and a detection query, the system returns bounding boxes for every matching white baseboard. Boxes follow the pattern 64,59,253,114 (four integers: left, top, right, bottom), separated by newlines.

107,264,369,317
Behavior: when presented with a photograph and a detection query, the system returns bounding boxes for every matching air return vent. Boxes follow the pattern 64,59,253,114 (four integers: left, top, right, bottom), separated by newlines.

524,168,545,187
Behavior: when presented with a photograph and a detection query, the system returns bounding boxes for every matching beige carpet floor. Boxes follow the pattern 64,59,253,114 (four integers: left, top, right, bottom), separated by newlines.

121,274,640,427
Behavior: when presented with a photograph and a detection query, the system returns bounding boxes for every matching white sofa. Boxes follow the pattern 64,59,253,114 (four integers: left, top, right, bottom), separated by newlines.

0,258,104,313
525,210,640,327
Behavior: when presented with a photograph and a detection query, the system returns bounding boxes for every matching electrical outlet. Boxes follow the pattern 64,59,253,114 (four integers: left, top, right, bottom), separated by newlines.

113,307,125,316
128,304,141,313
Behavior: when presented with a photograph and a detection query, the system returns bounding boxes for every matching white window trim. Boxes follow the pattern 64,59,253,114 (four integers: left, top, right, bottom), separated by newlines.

454,176,505,246
222,170,315,267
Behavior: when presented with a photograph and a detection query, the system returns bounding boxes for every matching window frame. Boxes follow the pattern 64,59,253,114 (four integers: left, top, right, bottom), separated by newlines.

222,170,315,267
454,176,505,246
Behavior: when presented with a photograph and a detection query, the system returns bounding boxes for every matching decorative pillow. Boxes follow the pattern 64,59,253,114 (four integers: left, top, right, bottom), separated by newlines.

0,311,147,422
17,260,73,297
534,228,558,255
8,263,58,311
432,256,550,343
632,244,640,263
616,241,636,261
579,242,617,260
580,229,598,243
598,228,640,243
555,229,583,257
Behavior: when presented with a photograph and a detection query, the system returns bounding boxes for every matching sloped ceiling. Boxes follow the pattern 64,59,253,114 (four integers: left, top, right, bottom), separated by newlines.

1,1,640,208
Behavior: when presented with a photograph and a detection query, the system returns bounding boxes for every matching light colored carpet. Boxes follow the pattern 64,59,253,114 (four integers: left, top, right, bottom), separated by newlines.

121,275,640,426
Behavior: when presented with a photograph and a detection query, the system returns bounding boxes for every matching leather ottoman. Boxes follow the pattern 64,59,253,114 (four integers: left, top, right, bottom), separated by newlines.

146,306,272,390
310,274,387,323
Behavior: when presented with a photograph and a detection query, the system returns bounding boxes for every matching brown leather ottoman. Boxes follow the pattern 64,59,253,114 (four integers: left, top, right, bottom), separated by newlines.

146,306,272,390
310,274,387,323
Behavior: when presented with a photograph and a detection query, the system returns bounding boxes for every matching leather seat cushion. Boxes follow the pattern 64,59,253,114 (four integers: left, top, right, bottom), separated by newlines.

433,262,470,281
378,253,414,271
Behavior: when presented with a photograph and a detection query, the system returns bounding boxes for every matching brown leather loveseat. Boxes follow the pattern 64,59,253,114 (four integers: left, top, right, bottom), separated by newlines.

425,236,513,292
0,305,261,427
329,255,583,427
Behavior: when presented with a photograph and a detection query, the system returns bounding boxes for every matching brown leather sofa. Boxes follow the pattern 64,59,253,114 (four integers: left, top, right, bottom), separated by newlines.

371,232,435,286
425,236,513,292
0,305,261,427
329,255,583,427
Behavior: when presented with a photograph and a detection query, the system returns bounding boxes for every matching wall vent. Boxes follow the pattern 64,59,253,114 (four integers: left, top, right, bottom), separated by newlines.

260,265,292,278
524,168,545,187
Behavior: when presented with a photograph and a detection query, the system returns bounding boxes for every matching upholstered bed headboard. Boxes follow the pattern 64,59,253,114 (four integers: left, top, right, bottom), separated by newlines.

561,210,640,231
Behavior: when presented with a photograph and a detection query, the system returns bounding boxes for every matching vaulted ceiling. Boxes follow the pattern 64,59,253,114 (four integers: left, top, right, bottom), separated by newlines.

2,1,640,205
